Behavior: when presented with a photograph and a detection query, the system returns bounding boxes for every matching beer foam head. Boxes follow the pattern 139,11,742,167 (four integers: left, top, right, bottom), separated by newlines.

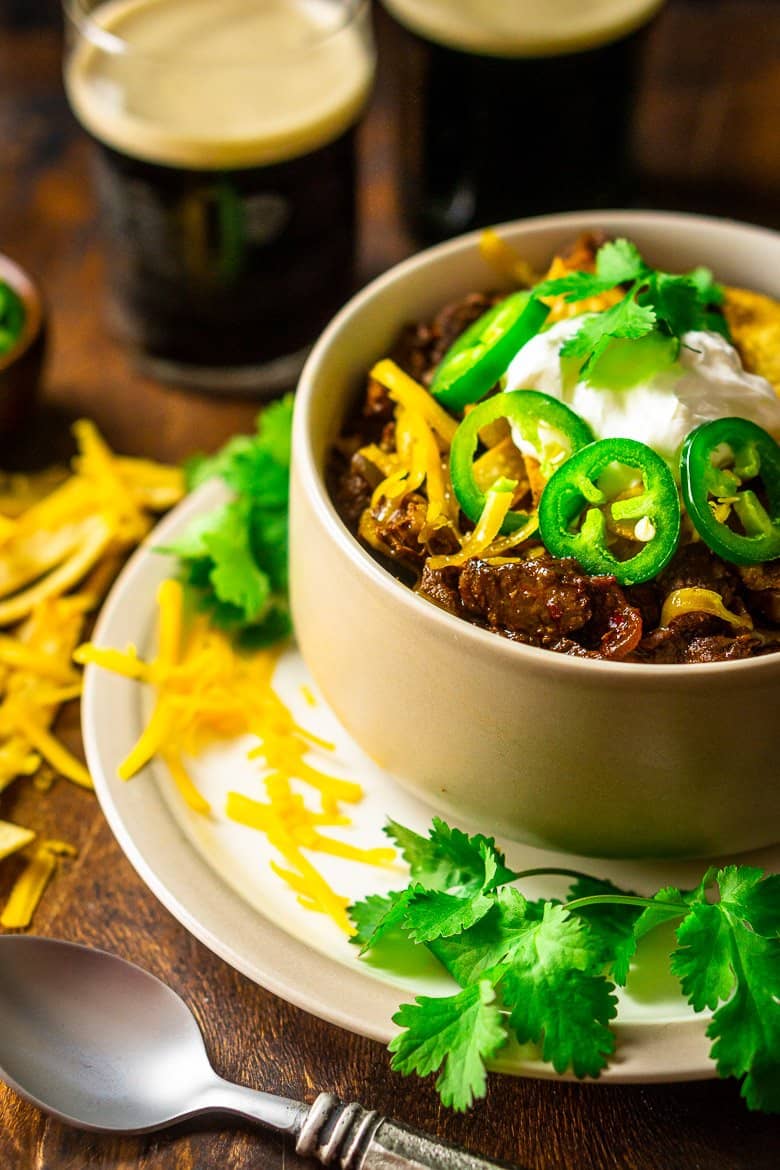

382,0,665,57
65,0,374,168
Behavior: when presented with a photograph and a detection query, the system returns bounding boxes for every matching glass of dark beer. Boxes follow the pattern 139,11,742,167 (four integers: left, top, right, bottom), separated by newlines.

62,0,375,392
382,0,664,243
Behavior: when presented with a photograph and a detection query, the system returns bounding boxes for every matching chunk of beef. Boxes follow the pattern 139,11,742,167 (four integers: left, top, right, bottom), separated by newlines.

625,581,662,631
738,562,780,591
425,293,502,376
737,561,780,626
417,564,465,618
459,557,642,660
363,375,395,425
544,579,642,660
368,493,429,567
459,556,592,640
684,633,766,663
633,611,760,664
327,444,380,530
575,576,643,660
632,624,689,664
367,495,461,568
388,292,502,388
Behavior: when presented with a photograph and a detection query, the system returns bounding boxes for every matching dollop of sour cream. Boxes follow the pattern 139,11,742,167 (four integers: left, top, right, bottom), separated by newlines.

503,316,780,468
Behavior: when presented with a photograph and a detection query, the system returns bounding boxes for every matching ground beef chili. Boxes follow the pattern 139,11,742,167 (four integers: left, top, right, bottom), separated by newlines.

327,289,780,665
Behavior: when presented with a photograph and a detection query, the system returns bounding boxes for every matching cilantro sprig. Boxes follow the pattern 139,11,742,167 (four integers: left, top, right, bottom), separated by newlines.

158,395,294,648
531,238,729,374
350,818,780,1113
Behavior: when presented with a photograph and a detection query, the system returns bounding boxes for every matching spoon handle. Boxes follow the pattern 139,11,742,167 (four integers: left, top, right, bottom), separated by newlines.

296,1092,523,1170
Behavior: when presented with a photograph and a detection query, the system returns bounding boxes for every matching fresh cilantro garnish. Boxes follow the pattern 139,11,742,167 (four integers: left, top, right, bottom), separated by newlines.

531,238,729,375
559,293,657,370
498,901,618,1078
594,238,647,286
385,817,516,893
390,980,506,1112
350,817,780,1113
671,866,780,1113
159,395,293,647
0,279,25,356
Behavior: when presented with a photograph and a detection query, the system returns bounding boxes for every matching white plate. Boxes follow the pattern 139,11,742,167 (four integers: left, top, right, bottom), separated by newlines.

81,480,779,1085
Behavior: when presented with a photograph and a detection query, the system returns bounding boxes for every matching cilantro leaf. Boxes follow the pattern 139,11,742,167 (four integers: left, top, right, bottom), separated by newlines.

532,270,617,303
349,887,420,953
234,605,291,650
0,279,26,357
403,888,495,944
382,821,437,876
565,875,643,985
184,434,256,492
532,238,646,304
389,981,507,1112
251,505,288,592
163,395,294,645
560,292,656,371
401,840,500,944
186,396,293,501
688,265,725,307
163,499,271,620
642,273,704,338
499,903,618,1078
429,887,542,986
355,839,507,946
384,817,516,894
671,867,780,1112
595,238,647,285
202,501,272,619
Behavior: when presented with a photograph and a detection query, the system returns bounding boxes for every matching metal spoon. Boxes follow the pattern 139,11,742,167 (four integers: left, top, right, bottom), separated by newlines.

0,935,519,1170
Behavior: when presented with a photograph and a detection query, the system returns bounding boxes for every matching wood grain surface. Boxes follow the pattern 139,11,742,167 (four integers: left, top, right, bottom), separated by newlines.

1,3,779,1168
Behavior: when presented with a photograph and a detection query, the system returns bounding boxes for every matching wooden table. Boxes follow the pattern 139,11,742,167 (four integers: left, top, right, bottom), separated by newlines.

1,3,779,1167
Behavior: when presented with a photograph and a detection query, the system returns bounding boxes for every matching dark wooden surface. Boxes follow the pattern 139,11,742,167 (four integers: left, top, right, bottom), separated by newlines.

1,2,779,1167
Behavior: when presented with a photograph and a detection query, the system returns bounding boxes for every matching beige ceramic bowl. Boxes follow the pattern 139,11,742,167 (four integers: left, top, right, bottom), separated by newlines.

290,211,780,860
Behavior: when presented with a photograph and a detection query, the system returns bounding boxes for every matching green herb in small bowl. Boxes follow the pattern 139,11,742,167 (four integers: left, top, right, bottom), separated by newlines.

0,255,46,440
0,279,25,358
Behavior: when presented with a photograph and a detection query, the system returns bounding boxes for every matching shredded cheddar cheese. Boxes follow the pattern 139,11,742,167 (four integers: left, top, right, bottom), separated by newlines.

361,361,461,555
660,587,753,631
427,485,538,571
479,228,537,288
0,839,77,929
371,360,459,445
0,820,35,861
77,578,396,932
0,422,184,931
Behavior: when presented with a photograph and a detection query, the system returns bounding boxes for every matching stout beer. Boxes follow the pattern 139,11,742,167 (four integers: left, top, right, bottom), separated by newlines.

382,0,664,243
64,0,375,390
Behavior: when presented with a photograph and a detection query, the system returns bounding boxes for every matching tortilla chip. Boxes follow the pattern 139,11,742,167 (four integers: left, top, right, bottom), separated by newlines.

723,286,780,394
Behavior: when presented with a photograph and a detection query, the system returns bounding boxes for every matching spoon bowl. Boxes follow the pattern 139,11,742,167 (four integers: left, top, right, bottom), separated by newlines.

0,935,236,1132
0,934,516,1169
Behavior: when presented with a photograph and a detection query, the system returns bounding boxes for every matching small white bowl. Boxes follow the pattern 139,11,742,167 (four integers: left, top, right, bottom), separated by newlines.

290,210,780,859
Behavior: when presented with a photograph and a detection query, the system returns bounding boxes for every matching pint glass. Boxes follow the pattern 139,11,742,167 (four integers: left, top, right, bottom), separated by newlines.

382,0,664,243
63,0,375,391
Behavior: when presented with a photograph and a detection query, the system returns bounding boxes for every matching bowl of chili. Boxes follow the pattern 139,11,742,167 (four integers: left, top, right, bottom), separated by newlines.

290,210,780,859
